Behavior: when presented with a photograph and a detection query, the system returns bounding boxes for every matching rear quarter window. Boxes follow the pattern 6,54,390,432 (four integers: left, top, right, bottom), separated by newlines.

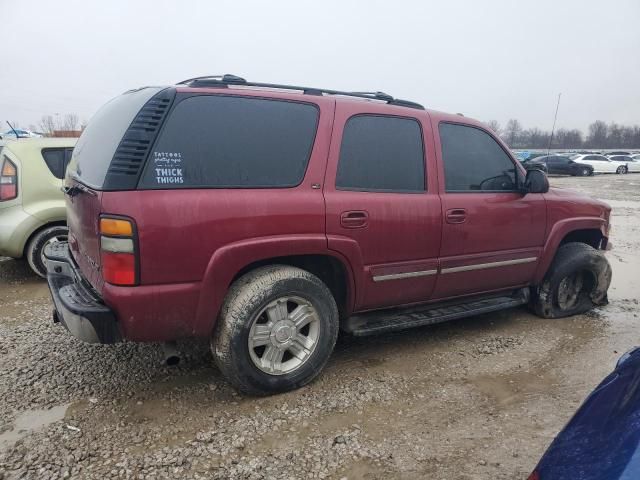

42,148,66,179
139,95,319,189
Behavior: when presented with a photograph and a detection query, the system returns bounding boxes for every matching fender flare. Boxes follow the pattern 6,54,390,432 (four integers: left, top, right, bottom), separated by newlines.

534,217,608,283
193,234,357,336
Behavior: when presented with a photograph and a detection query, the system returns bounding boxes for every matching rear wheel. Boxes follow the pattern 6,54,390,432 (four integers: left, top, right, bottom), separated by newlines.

579,167,591,176
616,166,628,174
212,265,339,395
26,226,68,278
533,242,611,319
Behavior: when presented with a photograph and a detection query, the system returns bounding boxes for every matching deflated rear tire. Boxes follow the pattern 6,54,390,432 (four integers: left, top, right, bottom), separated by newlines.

212,265,339,395
533,242,611,319
26,226,68,278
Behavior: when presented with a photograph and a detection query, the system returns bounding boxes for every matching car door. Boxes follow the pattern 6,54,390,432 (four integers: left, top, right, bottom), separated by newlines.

628,158,640,173
553,156,572,175
324,103,441,311
431,121,546,299
545,156,560,174
588,155,614,173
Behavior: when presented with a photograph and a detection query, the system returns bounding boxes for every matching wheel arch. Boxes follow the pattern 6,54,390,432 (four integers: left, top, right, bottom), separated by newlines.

194,235,357,336
23,220,67,257
534,218,608,283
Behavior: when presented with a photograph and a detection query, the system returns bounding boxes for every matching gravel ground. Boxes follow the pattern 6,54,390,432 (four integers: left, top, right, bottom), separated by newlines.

1,174,639,479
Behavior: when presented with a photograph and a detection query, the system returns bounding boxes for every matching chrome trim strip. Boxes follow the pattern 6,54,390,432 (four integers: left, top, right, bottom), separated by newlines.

441,257,537,274
372,269,438,282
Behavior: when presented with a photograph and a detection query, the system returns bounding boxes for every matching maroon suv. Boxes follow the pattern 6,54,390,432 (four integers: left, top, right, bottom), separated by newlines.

45,75,612,395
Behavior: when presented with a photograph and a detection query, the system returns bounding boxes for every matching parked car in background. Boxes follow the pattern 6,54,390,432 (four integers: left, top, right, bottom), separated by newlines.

45,75,612,395
609,155,640,173
607,151,632,156
571,154,628,174
1,129,42,139
0,137,76,276
528,347,640,480
519,157,548,173
524,155,593,176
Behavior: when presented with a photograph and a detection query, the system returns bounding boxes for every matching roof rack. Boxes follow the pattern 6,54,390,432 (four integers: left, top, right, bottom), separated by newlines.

176,74,425,110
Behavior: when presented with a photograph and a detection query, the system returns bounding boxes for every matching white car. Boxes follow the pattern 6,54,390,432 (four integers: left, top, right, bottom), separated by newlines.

609,155,640,173
571,154,628,174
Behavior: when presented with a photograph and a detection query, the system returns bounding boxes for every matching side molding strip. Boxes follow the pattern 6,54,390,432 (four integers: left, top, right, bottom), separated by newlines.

372,269,438,282
441,257,538,274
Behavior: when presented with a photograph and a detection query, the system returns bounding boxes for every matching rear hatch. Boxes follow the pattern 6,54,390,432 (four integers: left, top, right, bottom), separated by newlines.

65,86,172,293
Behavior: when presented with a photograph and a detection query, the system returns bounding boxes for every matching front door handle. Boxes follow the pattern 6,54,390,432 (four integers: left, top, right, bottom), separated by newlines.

340,210,368,228
446,208,467,224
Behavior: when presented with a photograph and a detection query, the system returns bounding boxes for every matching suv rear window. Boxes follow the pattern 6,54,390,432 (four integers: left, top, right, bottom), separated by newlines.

67,87,164,188
336,115,425,192
139,95,319,189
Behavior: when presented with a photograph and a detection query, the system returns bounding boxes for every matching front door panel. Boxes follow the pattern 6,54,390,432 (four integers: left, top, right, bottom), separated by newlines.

435,192,545,298
432,120,546,300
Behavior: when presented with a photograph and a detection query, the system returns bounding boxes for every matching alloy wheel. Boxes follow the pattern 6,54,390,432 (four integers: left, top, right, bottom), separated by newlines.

248,296,320,375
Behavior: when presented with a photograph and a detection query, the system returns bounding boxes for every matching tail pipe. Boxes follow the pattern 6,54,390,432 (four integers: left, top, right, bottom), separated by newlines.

161,342,180,366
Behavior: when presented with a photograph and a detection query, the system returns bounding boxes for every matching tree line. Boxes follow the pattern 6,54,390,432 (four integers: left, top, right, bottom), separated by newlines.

486,119,640,150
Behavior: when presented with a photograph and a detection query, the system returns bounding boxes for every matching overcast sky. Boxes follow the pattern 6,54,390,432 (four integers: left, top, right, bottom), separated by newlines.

1,0,639,133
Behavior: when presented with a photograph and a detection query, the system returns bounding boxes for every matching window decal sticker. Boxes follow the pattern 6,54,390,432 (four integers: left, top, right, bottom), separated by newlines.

153,152,184,184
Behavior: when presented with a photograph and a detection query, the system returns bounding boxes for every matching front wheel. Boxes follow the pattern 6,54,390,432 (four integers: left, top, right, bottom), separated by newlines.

616,166,628,174
580,167,591,176
212,265,339,395
26,225,68,278
533,242,611,319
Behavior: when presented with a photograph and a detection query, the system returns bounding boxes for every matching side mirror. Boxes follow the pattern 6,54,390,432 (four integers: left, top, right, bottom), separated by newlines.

524,168,549,194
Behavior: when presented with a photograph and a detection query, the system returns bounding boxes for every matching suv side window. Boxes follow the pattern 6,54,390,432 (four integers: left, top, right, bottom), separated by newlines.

336,115,425,192
139,95,319,189
41,148,66,179
439,123,517,192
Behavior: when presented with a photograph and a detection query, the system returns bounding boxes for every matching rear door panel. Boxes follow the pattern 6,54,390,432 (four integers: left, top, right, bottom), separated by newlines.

324,103,441,311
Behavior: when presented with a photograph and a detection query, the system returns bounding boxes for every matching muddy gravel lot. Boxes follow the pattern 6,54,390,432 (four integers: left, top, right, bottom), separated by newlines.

1,174,639,479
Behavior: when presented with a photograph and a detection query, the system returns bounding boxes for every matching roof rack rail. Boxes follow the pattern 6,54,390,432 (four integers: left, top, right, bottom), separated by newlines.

176,74,425,110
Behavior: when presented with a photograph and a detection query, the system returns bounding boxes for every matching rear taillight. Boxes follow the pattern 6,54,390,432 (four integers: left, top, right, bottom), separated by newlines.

527,470,540,480
0,156,18,201
99,216,138,286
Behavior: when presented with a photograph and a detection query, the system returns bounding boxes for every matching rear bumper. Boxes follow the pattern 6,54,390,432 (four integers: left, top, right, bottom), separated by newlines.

45,241,121,344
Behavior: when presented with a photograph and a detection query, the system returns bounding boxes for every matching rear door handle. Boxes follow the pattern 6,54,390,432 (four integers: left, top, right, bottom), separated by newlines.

340,210,368,228
445,208,467,224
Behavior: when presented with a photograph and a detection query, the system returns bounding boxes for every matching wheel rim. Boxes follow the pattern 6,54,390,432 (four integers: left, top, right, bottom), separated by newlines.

248,296,320,375
557,271,586,310
40,234,68,266
583,168,589,176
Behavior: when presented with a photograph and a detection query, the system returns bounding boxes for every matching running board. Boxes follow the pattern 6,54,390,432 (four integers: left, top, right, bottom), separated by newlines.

344,288,530,337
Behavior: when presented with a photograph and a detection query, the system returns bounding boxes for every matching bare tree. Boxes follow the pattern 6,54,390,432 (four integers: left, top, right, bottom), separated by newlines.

61,113,79,131
485,120,502,136
39,115,58,136
586,121,608,148
504,119,523,148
